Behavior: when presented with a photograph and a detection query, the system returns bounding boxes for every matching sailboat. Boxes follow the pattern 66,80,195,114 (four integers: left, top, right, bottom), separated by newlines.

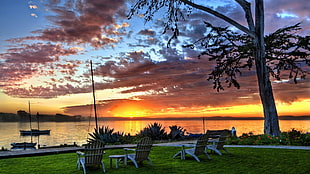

11,101,37,149
20,103,50,136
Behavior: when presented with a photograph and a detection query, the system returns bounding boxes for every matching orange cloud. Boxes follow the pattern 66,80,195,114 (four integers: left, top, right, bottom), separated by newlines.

29,5,38,9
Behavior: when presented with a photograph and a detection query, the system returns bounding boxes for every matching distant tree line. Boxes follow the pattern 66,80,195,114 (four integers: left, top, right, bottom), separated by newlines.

0,111,82,122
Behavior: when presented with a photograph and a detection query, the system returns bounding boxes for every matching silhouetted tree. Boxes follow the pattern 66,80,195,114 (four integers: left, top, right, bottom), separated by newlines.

128,0,310,136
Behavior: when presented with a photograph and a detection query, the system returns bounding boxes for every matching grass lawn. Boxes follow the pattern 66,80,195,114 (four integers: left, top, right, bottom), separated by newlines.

0,147,309,174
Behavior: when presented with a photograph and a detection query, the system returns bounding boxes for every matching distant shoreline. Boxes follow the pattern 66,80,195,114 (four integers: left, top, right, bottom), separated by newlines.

0,112,309,122
96,115,310,121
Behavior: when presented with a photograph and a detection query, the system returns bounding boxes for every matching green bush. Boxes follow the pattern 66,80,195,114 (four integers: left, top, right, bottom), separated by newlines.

227,129,309,146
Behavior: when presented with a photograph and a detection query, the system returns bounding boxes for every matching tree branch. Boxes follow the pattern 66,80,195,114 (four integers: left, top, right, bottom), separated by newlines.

179,0,255,38
235,0,255,32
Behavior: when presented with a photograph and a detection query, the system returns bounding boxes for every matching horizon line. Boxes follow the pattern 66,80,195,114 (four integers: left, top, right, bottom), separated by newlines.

92,115,310,121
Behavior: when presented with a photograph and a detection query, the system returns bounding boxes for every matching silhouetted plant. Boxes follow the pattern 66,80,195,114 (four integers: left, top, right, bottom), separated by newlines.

168,125,186,140
0,147,8,151
88,126,131,144
117,131,133,144
138,122,168,140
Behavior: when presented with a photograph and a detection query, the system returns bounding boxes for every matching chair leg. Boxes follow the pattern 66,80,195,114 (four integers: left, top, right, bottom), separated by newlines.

132,160,139,168
173,151,182,159
81,163,86,174
128,156,139,168
101,161,106,173
208,147,222,155
214,149,223,155
147,157,153,166
223,148,230,154
191,154,201,162
204,152,211,160
77,159,80,169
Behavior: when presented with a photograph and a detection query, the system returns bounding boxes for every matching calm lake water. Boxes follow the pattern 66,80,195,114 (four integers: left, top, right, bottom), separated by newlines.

0,120,309,149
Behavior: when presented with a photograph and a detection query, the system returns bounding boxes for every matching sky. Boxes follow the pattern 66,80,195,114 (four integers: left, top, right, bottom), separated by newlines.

0,0,309,118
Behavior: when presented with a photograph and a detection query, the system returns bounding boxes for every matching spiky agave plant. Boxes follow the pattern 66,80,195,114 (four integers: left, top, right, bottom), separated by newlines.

168,125,187,140
88,126,120,144
138,122,168,140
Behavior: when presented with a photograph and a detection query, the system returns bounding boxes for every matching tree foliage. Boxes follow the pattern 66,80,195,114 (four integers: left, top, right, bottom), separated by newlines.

184,22,310,91
128,0,309,136
265,23,310,83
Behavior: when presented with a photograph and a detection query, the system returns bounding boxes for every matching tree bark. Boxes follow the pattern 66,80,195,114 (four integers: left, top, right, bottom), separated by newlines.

254,0,280,136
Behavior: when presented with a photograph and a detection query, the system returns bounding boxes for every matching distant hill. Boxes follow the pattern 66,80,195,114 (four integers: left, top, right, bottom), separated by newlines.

0,112,82,122
279,115,310,120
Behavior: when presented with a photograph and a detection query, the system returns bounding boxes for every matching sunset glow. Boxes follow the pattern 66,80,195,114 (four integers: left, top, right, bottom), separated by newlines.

110,102,150,118
0,0,309,119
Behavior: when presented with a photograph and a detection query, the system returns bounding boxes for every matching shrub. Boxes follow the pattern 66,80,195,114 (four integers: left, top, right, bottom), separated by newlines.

280,128,310,145
0,147,8,151
227,129,309,146
137,122,168,140
88,126,132,144
300,133,310,146
168,125,187,140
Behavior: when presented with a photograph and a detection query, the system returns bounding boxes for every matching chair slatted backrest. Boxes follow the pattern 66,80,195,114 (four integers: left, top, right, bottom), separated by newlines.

135,137,153,162
206,130,230,150
194,134,209,155
84,141,105,167
216,130,230,150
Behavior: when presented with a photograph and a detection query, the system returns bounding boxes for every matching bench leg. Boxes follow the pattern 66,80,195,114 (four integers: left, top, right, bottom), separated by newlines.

110,158,112,168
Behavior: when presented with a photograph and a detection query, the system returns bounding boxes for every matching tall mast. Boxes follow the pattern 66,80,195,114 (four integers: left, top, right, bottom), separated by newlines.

28,101,32,130
90,60,98,129
37,112,40,130
28,100,33,143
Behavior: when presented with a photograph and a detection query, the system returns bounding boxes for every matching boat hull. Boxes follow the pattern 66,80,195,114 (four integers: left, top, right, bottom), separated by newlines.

20,129,50,136
11,142,37,148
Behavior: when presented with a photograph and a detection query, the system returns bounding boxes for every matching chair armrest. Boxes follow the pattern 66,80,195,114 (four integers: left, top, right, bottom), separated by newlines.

76,151,84,157
124,148,136,151
124,148,136,156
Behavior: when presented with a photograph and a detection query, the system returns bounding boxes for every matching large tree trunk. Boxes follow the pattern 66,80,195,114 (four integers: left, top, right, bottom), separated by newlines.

254,0,280,136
